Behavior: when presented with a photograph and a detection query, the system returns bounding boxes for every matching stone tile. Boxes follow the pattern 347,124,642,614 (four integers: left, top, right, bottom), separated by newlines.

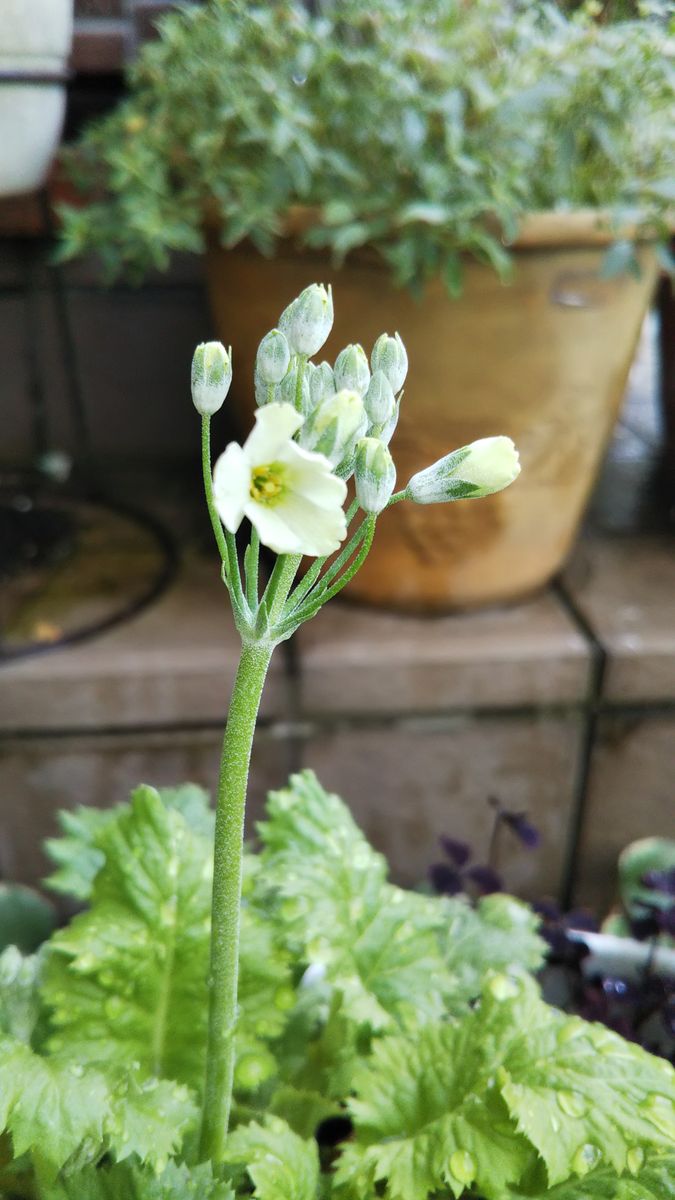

574,715,675,915
295,591,590,716
0,553,288,731
0,725,291,888
301,715,582,899
564,537,675,703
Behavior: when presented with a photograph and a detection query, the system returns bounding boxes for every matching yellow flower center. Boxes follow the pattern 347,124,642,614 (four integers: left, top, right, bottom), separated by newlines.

250,462,286,505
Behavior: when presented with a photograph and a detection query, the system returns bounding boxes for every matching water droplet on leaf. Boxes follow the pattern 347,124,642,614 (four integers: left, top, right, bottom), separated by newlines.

572,1143,602,1176
450,1150,476,1185
557,1090,587,1118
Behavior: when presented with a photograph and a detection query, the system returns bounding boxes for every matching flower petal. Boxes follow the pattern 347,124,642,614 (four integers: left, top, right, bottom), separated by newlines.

244,402,304,464
279,441,348,509
244,500,304,555
212,441,250,532
271,491,347,556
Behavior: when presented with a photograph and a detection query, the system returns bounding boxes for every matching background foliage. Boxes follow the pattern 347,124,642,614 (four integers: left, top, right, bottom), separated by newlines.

59,0,674,291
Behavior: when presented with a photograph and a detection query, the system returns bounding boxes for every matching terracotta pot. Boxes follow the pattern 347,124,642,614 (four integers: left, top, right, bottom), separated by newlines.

0,0,73,199
205,213,658,611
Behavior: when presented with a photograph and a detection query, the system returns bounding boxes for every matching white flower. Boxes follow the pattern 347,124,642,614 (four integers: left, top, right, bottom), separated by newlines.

407,436,521,504
212,403,348,556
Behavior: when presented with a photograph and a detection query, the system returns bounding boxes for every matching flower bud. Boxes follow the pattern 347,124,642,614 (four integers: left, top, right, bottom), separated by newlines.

301,388,368,468
279,360,311,415
355,437,396,514
407,436,520,504
191,341,232,415
380,397,401,446
254,369,278,407
281,284,333,357
371,332,408,393
334,343,370,396
308,360,337,411
256,329,291,385
364,370,395,429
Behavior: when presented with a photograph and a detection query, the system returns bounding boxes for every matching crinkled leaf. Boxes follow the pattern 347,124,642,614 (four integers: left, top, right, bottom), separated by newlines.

222,1116,319,1200
507,1150,675,1198
43,785,213,1090
44,785,213,901
45,1160,233,1200
258,771,455,1029
43,786,291,1094
337,971,675,1200
498,989,675,1185
442,892,546,1010
0,1036,194,1178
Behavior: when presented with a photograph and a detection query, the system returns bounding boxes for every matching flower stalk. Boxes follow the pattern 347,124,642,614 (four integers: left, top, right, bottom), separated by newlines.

193,283,521,1168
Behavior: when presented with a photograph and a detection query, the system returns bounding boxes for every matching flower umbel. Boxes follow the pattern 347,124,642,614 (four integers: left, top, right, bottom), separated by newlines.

212,402,347,556
407,436,521,504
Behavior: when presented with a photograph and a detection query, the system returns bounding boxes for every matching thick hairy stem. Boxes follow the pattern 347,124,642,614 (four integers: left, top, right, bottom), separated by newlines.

199,640,273,1163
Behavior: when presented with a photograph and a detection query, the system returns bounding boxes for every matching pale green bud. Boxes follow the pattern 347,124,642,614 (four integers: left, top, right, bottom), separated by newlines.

355,437,396,514
281,283,333,357
308,360,337,410
334,343,370,396
301,388,368,467
364,370,395,428
191,341,232,415
380,396,401,446
407,436,520,504
256,328,291,385
279,360,311,414
371,332,408,393
254,369,278,407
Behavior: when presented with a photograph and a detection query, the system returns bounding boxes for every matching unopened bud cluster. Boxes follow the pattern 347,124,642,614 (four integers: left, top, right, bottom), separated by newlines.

193,282,521,527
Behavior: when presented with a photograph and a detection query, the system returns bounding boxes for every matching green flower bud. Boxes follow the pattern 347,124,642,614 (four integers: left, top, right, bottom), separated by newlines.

191,341,232,415
334,343,370,397
371,332,408,393
256,328,291,385
364,370,395,428
301,388,368,468
407,436,520,504
355,437,396,514
279,360,311,414
280,283,333,357
308,360,337,411
254,369,278,407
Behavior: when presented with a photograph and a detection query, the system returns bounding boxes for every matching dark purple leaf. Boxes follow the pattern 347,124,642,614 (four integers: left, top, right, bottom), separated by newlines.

466,864,503,895
533,898,561,922
565,908,599,933
657,905,675,936
630,913,661,941
501,810,540,849
438,836,471,868
429,862,463,896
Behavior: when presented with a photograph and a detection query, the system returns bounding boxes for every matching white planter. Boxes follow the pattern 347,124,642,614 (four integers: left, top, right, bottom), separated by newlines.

0,0,73,198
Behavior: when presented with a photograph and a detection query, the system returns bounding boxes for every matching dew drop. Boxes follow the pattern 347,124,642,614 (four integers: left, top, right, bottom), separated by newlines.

488,974,519,1001
640,1093,675,1138
292,72,307,86
105,996,124,1018
68,1064,84,1078
557,1090,587,1118
450,1150,476,1185
626,1146,644,1175
572,1143,602,1176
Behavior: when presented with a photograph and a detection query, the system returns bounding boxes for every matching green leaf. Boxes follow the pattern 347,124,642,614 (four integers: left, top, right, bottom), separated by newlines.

0,883,56,953
442,893,546,1011
0,1036,194,1178
42,785,213,1090
44,785,214,901
45,1159,233,1200
42,786,292,1095
258,771,456,1031
222,1116,319,1200
507,1150,675,1198
336,971,675,1200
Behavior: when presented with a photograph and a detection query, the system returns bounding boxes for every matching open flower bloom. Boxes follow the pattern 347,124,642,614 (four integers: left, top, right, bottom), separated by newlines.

212,403,348,556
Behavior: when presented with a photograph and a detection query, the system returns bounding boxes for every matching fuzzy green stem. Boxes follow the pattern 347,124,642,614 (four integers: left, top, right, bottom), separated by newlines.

199,639,273,1163
201,416,248,616
244,528,260,610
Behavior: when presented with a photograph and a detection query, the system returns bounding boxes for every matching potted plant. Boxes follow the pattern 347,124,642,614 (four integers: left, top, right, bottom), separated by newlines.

0,0,73,198
57,0,673,609
0,286,673,1199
